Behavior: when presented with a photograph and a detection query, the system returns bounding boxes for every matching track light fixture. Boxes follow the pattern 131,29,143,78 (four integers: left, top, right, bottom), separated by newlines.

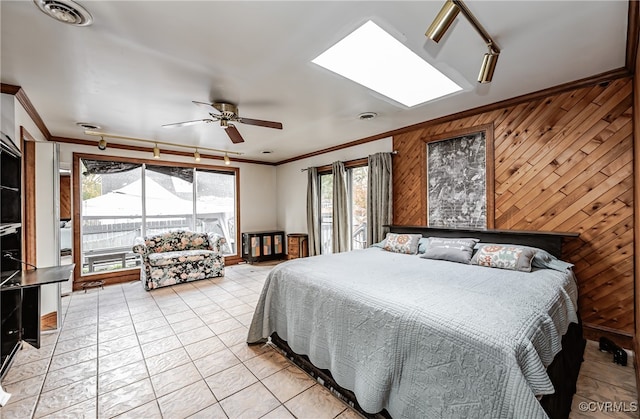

478,46,499,83
86,130,242,165
426,0,500,83
425,0,460,43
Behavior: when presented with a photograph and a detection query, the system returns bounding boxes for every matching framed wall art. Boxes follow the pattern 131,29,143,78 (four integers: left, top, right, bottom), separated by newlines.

425,126,494,229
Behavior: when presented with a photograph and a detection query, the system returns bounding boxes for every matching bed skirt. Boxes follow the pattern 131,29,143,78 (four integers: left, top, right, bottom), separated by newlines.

540,320,586,418
269,319,585,419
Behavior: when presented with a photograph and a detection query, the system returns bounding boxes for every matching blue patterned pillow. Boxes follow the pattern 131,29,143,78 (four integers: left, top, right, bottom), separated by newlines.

471,244,536,272
382,233,422,254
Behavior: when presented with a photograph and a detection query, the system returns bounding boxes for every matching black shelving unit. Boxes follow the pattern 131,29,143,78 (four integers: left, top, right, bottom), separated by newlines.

0,132,23,378
241,231,285,263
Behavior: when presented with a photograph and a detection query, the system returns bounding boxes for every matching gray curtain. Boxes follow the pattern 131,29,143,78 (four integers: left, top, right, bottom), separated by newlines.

306,167,321,256
332,161,349,253
367,152,393,246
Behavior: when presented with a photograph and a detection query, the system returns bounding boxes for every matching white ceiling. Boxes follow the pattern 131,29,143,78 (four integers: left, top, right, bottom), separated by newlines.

0,1,630,163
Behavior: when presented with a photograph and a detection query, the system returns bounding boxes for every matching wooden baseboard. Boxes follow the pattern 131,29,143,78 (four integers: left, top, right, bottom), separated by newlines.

224,256,243,266
73,271,140,291
40,311,57,331
583,323,633,349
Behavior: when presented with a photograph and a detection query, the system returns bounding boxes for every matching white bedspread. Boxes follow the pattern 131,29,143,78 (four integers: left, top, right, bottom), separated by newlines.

247,248,579,418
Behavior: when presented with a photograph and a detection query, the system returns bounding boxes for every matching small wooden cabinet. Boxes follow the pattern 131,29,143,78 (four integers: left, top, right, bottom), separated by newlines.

241,231,285,263
287,234,308,260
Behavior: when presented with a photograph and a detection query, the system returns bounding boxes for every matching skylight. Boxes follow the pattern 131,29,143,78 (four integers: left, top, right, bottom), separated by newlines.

312,20,462,107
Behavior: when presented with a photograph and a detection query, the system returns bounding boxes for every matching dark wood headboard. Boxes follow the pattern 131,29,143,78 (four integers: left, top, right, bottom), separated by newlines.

388,225,579,259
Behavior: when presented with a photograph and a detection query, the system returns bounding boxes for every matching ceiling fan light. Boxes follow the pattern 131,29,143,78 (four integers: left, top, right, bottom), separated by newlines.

97,137,107,150
220,119,229,129
153,144,160,159
224,153,231,165
194,150,201,162
478,50,499,83
425,0,460,43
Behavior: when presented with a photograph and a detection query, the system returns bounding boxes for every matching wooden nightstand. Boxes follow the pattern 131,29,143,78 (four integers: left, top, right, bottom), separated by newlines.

287,234,308,260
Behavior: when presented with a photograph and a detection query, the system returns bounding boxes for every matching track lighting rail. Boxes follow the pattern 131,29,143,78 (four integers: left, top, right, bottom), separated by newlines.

426,0,500,83
84,130,241,165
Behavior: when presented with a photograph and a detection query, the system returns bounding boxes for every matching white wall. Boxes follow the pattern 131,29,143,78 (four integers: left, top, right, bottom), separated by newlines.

1,94,16,147
35,142,60,317
57,142,279,237
275,137,393,234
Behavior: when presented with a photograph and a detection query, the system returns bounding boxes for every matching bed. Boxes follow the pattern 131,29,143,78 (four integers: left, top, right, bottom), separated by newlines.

247,226,584,419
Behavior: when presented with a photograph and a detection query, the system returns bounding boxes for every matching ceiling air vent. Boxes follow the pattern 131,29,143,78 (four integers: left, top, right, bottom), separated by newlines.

358,112,377,121
33,0,93,26
76,122,101,130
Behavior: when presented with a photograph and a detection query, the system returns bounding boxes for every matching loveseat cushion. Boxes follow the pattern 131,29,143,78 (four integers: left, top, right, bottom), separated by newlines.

145,230,212,254
147,249,215,267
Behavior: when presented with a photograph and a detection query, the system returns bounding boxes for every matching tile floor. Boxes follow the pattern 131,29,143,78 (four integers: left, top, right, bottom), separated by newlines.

0,261,637,419
0,262,362,419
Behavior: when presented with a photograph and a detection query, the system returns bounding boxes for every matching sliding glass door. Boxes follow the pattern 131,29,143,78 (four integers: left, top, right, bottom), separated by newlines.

145,165,194,236
319,173,333,255
319,164,368,254
80,162,142,274
79,158,238,274
350,166,368,250
195,169,236,255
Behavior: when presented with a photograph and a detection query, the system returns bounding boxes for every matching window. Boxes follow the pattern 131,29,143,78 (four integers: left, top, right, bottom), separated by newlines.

320,173,333,255
350,166,368,250
80,162,142,274
319,164,368,254
79,158,237,274
145,165,194,237
195,169,236,255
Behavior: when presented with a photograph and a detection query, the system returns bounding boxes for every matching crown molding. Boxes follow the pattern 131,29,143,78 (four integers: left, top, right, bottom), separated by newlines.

1,83,51,140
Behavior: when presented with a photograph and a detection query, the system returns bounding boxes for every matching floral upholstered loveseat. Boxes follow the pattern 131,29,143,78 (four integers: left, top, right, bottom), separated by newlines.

132,230,225,290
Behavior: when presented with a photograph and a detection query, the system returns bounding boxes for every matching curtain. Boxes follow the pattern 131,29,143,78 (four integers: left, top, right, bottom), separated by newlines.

146,165,194,183
367,152,393,246
81,159,141,175
332,161,349,253
306,167,321,256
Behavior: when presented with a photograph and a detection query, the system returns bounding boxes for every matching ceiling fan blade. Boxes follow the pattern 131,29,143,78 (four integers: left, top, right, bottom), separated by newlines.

192,101,222,115
162,119,213,128
238,117,283,130
225,124,245,144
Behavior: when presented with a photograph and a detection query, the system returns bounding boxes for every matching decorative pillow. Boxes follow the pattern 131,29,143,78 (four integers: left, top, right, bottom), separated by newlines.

421,237,479,264
370,239,387,249
382,233,422,254
471,244,537,272
530,249,574,271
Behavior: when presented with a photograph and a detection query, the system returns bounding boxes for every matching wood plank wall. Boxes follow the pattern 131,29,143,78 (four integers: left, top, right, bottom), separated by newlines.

59,175,71,220
393,77,634,339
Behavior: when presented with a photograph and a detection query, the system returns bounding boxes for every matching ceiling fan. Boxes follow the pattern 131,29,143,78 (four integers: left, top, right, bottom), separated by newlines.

162,101,283,144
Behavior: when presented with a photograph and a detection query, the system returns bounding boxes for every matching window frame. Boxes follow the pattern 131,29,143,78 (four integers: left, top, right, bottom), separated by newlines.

72,152,241,287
